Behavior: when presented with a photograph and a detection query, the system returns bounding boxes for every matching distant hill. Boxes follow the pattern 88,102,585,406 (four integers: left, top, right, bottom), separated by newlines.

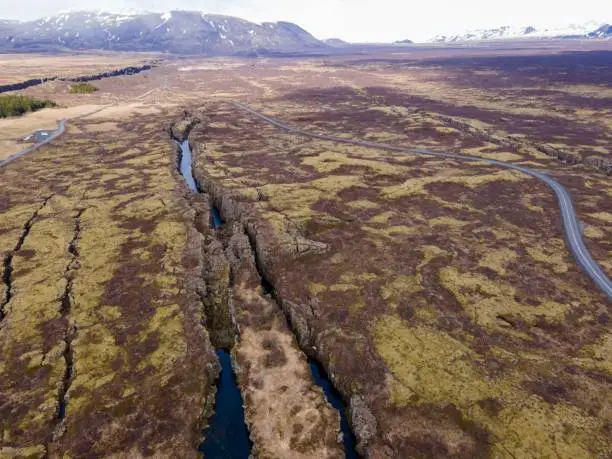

323,38,350,47
393,39,413,44
431,21,610,42
0,10,326,54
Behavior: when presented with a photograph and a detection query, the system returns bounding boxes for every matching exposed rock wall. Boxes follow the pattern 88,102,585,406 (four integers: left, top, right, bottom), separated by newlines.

0,65,153,94
171,114,344,457
436,113,612,174
188,132,373,456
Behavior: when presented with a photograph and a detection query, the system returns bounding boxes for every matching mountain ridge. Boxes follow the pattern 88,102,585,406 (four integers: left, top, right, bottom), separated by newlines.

0,10,326,54
431,21,612,42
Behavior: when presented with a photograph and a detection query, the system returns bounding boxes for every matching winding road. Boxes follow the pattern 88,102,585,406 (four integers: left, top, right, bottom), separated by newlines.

231,101,612,300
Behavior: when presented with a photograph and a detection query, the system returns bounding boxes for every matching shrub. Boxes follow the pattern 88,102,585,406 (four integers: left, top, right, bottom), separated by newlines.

69,83,99,94
0,95,57,118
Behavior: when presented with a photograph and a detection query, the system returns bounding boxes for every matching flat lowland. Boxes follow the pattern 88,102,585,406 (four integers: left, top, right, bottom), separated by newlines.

0,42,610,458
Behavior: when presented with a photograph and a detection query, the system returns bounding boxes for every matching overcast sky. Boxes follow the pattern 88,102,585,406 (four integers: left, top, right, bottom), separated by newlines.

1,0,610,42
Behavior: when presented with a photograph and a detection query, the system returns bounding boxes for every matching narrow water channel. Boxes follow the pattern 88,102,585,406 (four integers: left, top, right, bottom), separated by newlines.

177,139,252,458
309,360,359,458
251,223,360,458
200,350,252,458
211,206,224,229
178,137,358,458
178,140,198,192
258,272,360,458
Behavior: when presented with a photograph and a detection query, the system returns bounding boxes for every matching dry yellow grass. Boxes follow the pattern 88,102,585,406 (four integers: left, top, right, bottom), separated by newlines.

234,297,342,458
588,212,612,223
439,266,569,331
525,239,570,274
0,198,74,440
381,169,525,198
478,248,519,275
302,151,407,175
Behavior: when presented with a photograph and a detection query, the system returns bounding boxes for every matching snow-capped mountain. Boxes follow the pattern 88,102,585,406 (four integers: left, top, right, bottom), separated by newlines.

589,24,612,38
431,21,611,42
0,10,325,54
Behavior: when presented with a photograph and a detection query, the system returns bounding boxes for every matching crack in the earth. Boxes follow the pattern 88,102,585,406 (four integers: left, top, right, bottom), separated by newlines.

172,123,254,455
174,116,361,455
239,220,359,457
0,194,54,323
56,208,85,426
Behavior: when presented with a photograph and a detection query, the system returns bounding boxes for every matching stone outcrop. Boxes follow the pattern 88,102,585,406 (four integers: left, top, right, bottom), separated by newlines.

436,113,612,174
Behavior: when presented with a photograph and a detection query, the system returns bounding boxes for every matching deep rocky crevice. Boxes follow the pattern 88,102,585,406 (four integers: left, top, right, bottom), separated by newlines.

309,359,359,458
174,116,360,456
240,220,308,344
172,123,252,455
210,206,224,230
176,115,362,454
200,234,236,350
198,224,252,456
177,110,367,455
231,208,360,458
56,208,85,427
0,194,54,323
243,230,274,297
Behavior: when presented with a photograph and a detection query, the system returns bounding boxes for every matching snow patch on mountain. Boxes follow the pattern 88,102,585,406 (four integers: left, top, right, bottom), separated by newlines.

430,20,610,42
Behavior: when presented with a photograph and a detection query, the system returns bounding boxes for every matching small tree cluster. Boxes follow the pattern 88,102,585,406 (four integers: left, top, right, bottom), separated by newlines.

69,83,99,94
0,95,57,118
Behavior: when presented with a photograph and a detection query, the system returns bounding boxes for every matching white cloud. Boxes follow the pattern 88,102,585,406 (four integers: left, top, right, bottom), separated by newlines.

0,0,610,42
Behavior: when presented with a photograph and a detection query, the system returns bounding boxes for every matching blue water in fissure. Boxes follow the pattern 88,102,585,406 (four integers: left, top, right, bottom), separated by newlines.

178,140,252,458
309,359,359,458
179,138,357,458
211,207,224,229
199,350,252,458
179,140,198,192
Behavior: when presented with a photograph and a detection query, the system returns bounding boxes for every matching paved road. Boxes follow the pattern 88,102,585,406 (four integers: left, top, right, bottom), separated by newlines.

0,94,150,169
0,120,66,168
231,101,612,300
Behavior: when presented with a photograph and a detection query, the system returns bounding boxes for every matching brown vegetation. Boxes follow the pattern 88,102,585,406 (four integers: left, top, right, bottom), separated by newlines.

1,43,611,458
187,93,611,458
1,105,217,458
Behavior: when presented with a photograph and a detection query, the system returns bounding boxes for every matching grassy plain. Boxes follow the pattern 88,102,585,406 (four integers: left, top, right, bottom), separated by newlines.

1,41,611,458
188,97,610,457
1,62,217,457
